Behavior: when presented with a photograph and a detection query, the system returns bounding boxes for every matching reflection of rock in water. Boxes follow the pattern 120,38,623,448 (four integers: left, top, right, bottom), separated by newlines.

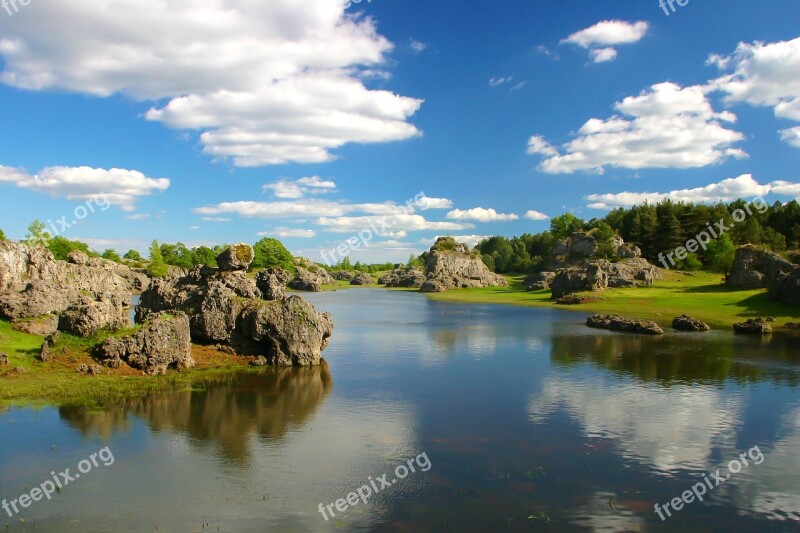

59,364,332,461
550,333,800,385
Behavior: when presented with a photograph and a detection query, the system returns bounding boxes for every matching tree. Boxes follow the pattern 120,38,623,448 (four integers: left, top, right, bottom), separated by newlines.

591,222,617,259
102,249,122,262
47,236,92,261
705,235,737,276
192,246,217,267
0,228,5,241
123,249,143,262
147,240,168,278
549,213,585,240
24,220,51,247
252,237,294,271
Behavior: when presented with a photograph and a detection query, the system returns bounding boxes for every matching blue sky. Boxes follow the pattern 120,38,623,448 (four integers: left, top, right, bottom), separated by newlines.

0,0,799,263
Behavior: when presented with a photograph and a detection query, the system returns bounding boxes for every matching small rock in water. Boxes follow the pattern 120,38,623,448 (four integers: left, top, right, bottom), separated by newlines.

733,318,773,334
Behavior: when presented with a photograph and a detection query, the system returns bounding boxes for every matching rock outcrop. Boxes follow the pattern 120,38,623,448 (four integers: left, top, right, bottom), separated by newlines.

379,266,426,288
11,314,59,336
733,318,773,334
330,271,355,282
769,267,800,308
98,312,193,375
728,245,795,289
349,272,374,286
551,258,661,299
288,266,335,292
672,315,711,332
420,237,507,293
216,244,255,272
0,353,8,365
0,241,136,335
586,314,664,335
136,246,333,366
524,271,556,291
256,267,291,301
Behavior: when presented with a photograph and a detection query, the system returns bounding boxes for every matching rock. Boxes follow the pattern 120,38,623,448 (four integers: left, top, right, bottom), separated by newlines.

11,314,59,336
0,241,134,332
785,322,800,329
0,353,8,365
136,265,332,366
349,272,374,286
98,312,194,374
288,266,334,292
330,271,355,282
256,267,291,301
553,295,604,305
728,245,795,289
551,258,661,299
13,366,26,374
216,244,255,272
769,267,800,308
420,237,507,293
586,314,664,335
672,315,711,332
524,271,556,291
76,364,103,376
67,250,89,265
250,356,268,367
733,318,773,334
379,266,426,288
58,293,129,337
38,332,60,362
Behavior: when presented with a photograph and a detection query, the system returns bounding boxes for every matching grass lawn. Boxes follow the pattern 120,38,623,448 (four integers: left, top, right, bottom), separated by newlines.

424,270,800,330
0,320,261,410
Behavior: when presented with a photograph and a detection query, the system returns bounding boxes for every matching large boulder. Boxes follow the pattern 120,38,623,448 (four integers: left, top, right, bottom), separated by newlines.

379,266,426,288
216,244,255,272
0,241,134,335
420,237,507,293
256,267,291,301
728,245,795,289
551,259,661,299
136,265,332,366
769,268,800,308
330,270,356,282
288,266,335,292
350,272,374,286
59,293,129,337
524,271,556,291
98,312,194,375
672,315,711,332
586,314,664,335
733,318,773,334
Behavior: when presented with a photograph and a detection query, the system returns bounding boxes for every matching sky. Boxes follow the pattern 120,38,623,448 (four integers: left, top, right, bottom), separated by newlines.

0,0,798,264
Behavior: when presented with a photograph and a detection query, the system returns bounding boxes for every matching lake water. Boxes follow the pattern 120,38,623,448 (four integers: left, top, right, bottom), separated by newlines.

1,289,799,532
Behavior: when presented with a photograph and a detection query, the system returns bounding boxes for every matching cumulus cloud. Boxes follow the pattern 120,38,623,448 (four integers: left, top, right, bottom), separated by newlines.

780,127,800,148
524,210,550,221
0,0,423,167
529,82,747,174
561,20,649,63
446,207,519,222
585,174,797,209
415,196,454,210
263,176,337,199
260,227,316,239
317,214,473,234
0,164,169,210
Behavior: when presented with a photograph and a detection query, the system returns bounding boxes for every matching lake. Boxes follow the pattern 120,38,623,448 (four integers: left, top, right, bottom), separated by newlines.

1,289,799,531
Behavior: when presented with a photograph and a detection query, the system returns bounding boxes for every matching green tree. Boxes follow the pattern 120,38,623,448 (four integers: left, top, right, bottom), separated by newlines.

147,240,168,278
192,246,218,267
0,228,5,241
591,222,617,259
123,249,143,262
705,234,737,275
47,236,92,261
252,237,294,271
24,219,51,247
102,249,122,262
549,213,585,240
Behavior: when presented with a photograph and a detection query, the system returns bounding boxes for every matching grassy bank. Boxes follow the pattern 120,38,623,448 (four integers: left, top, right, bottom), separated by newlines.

424,270,800,330
0,320,260,409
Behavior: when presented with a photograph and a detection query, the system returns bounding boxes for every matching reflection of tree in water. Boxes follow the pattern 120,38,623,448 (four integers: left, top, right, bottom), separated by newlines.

59,364,333,461
551,333,800,386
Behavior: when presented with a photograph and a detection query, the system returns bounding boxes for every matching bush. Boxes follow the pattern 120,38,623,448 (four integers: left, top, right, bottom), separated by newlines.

252,237,294,271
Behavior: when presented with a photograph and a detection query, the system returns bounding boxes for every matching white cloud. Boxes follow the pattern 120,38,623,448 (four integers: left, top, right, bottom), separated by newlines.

780,127,800,148
434,235,491,248
589,47,617,63
489,77,513,87
263,176,337,199
415,196,454,210
0,1,423,167
317,214,473,234
536,45,559,60
585,174,795,209
524,210,550,221
262,227,317,239
446,207,519,222
530,82,747,174
561,20,649,63
409,40,428,53
0,164,169,210
201,217,230,223
189,225,200,231
510,81,528,92
126,213,151,221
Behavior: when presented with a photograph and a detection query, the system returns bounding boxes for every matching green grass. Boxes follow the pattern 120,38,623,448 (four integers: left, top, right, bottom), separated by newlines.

424,270,800,330
0,320,258,410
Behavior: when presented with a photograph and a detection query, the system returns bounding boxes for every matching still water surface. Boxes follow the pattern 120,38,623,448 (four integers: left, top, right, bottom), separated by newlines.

1,289,799,531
